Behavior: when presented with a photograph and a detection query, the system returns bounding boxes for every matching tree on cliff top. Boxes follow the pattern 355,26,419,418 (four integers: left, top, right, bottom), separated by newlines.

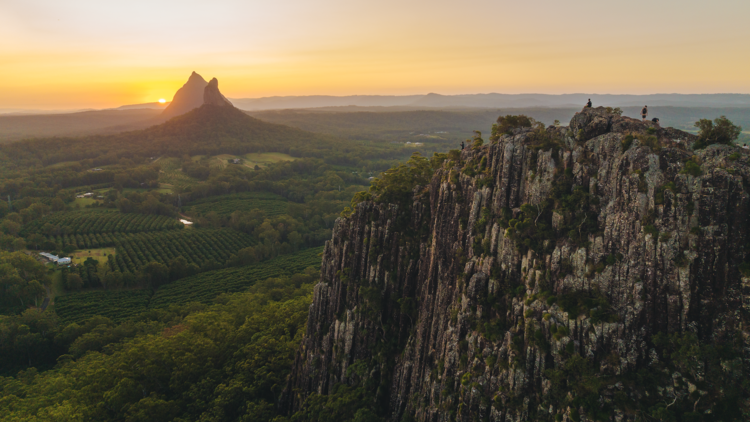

351,152,445,211
490,115,535,141
694,116,742,149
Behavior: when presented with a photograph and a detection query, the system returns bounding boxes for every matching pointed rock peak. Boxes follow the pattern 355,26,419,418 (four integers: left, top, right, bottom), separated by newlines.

187,71,207,83
162,72,209,118
203,77,233,107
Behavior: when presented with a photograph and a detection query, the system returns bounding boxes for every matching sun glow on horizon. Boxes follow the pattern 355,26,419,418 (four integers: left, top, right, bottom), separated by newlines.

158,99,166,104
1,0,749,108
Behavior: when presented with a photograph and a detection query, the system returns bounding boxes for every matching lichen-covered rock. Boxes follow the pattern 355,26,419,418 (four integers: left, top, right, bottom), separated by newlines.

282,108,749,421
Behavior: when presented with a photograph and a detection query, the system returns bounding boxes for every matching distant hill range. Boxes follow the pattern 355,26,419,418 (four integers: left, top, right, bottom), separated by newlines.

229,93,750,111
1,72,749,143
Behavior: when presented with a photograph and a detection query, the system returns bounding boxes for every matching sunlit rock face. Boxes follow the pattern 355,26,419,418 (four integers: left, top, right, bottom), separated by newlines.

161,71,208,119
203,78,233,108
282,107,750,421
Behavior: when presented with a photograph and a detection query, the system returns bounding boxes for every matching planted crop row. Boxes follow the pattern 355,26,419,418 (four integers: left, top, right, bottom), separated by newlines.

111,229,255,273
149,247,323,307
54,247,322,324
185,192,288,217
23,210,182,236
54,289,152,325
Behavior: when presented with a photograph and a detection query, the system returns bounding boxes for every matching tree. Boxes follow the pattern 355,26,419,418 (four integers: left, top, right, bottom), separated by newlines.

694,116,742,148
368,152,440,208
491,115,534,141
51,197,66,212
66,273,84,291
139,262,169,289
26,233,46,250
168,257,188,281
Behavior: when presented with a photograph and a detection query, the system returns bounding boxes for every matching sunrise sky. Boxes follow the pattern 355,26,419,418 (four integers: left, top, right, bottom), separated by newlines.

2,0,749,109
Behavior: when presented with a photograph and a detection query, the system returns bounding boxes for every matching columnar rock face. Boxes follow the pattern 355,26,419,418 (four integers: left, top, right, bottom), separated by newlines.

203,78,233,107
283,108,750,420
162,71,208,119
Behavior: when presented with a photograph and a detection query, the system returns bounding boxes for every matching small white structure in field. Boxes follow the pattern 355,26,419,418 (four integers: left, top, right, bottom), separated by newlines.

58,257,71,265
180,219,193,225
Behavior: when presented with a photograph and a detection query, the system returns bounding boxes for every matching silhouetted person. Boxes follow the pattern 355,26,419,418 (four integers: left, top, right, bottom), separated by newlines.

461,141,465,150
651,117,660,126
641,106,648,121
586,99,592,108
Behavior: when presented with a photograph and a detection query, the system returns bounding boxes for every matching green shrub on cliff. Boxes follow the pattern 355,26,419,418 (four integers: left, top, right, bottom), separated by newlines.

490,115,534,141
621,134,634,151
680,157,702,177
693,115,742,149
368,152,445,208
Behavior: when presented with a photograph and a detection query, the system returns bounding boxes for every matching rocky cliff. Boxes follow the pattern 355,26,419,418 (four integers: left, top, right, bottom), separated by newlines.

203,77,233,107
283,107,749,421
162,71,208,119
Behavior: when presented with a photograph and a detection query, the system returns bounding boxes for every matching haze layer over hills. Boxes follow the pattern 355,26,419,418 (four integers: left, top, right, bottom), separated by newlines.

230,92,750,110
2,72,749,145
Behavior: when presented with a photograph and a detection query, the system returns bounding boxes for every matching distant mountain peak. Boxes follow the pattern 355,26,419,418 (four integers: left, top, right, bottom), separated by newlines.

162,72,209,119
203,78,233,107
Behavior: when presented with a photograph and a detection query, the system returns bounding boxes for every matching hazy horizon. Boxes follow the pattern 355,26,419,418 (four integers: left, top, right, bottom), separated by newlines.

2,0,749,109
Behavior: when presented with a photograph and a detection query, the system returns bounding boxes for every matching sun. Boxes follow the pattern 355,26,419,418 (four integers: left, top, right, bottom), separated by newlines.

158,98,166,104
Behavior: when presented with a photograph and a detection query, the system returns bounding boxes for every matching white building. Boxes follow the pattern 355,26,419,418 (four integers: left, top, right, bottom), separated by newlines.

39,252,71,265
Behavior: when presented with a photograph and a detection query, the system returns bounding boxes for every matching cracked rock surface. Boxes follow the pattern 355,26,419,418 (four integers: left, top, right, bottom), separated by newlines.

282,108,750,421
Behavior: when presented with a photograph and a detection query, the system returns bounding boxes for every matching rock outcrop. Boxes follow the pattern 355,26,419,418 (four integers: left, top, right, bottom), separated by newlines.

283,107,750,420
162,72,234,119
203,77,233,107
161,71,208,119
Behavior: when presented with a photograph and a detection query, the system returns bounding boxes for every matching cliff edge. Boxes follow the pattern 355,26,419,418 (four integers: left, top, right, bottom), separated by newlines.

282,107,749,421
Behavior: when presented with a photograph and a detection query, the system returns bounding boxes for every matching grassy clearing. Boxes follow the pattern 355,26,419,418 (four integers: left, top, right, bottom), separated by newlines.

69,248,116,265
242,152,296,169
48,268,66,301
184,192,288,217
70,197,99,208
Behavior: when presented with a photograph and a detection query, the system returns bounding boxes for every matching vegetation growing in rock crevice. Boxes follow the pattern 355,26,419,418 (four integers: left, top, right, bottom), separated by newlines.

501,168,599,255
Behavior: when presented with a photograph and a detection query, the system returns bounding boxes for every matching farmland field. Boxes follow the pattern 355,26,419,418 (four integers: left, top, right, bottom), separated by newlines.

54,247,323,323
22,209,183,236
149,246,323,307
38,229,252,271
54,289,153,325
184,191,289,217
111,229,255,272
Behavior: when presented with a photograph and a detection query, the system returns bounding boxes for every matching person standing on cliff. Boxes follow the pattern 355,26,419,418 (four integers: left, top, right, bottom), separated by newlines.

461,141,465,150
586,99,592,108
641,106,648,121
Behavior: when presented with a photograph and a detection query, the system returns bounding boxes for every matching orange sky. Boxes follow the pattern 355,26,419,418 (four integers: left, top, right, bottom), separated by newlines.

2,0,749,109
